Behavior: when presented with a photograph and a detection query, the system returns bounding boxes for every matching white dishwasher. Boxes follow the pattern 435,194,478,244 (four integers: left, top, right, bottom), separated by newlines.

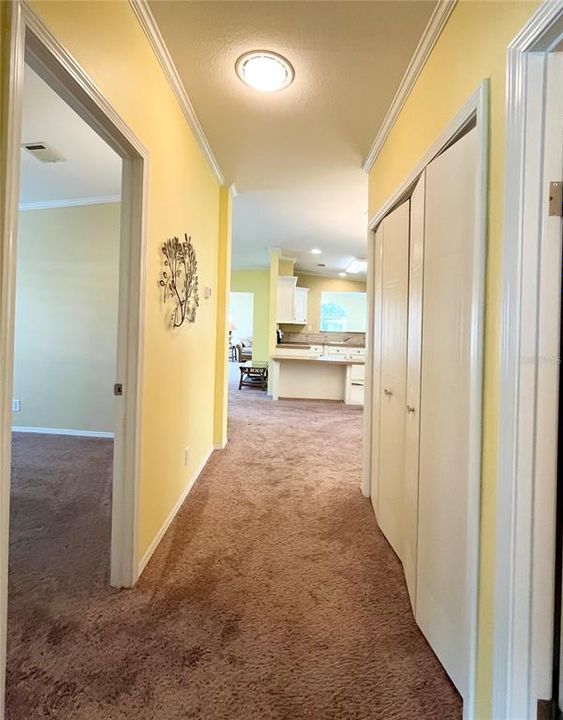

346,363,365,405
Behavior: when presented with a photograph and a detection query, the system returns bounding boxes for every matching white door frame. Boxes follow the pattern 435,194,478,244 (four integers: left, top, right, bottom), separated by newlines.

494,4,563,719
363,81,488,720
0,1,147,711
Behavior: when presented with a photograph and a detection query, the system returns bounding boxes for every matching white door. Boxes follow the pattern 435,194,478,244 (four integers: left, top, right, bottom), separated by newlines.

403,173,425,612
416,127,478,699
378,199,410,560
370,224,384,514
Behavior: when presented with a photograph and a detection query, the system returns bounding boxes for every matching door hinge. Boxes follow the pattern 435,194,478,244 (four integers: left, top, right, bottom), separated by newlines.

114,383,123,396
549,181,563,217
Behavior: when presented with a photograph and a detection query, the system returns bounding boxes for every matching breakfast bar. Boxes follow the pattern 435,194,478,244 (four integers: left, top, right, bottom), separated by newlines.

270,354,364,404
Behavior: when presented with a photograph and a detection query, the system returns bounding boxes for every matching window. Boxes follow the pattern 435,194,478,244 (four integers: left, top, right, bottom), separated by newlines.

320,291,367,332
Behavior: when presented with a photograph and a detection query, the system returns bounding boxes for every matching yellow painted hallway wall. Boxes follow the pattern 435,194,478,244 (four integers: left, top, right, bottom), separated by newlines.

231,269,270,362
21,0,224,563
13,203,120,433
367,2,540,716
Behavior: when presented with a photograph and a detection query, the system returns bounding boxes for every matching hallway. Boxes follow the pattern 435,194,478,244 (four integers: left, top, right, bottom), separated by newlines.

7,372,460,719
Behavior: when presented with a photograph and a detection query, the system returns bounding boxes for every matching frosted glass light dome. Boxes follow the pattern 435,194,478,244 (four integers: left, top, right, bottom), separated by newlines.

236,51,294,92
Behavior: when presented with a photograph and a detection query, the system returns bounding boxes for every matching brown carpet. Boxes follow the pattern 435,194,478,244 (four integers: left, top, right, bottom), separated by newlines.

7,371,461,719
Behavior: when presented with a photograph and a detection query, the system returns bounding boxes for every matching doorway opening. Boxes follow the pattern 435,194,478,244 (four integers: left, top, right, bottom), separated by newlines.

229,290,254,364
0,4,148,712
6,59,123,712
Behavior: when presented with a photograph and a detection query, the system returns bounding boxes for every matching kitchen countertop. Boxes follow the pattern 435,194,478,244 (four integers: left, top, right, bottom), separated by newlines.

276,343,365,349
272,354,365,365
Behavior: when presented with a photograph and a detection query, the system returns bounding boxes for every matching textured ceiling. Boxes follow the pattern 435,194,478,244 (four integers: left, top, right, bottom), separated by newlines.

20,65,121,205
149,1,436,275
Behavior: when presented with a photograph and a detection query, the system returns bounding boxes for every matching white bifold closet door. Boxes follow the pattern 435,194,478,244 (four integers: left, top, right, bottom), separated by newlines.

403,174,425,611
378,199,410,560
370,224,384,515
416,126,478,698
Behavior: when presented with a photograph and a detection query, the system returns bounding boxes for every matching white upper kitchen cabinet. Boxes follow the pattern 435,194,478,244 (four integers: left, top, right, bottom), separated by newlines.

277,277,309,324
294,287,309,324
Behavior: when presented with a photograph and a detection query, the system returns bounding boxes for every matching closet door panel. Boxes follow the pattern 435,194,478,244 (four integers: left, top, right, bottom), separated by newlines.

378,199,410,561
416,127,478,698
403,173,425,612
370,224,384,516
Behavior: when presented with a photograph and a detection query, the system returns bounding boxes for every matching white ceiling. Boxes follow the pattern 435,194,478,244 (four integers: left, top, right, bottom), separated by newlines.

19,65,121,206
148,0,436,277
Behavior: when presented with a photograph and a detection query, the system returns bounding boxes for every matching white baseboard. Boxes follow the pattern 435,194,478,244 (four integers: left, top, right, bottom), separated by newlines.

11,426,114,438
137,446,214,578
214,439,228,450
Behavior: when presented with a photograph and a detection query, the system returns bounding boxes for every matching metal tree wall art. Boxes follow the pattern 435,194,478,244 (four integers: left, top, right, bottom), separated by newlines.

159,233,199,328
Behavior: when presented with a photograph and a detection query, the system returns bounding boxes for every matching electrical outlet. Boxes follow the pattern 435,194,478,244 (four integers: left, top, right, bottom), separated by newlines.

184,446,190,467
12,400,21,413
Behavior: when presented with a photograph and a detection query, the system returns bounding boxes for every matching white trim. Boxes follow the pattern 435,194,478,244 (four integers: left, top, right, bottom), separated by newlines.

11,426,114,438
18,194,121,211
494,4,563,720
361,226,375,497
137,447,214,577
214,441,228,450
229,183,238,198
363,81,488,720
128,0,224,185
367,83,483,231
0,6,27,717
362,0,457,173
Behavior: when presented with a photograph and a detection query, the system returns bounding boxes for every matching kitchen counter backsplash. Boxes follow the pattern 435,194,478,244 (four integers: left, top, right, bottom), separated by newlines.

280,331,365,347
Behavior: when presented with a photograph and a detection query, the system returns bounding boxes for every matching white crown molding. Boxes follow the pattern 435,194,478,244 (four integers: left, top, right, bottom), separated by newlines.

19,194,121,211
128,0,225,186
362,0,457,173
229,183,238,198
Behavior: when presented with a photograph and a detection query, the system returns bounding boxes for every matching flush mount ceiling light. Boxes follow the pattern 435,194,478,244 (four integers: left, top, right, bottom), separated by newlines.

235,50,294,92
338,272,347,277
311,248,322,255
346,258,368,274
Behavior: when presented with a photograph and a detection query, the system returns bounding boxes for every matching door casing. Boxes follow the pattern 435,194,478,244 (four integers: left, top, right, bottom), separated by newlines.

0,2,148,715
495,5,563,718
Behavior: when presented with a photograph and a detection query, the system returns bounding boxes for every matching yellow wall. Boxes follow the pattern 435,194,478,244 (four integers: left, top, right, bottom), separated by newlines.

13,203,120,432
367,2,539,716
231,269,270,362
289,273,367,334
17,1,225,562
278,258,295,276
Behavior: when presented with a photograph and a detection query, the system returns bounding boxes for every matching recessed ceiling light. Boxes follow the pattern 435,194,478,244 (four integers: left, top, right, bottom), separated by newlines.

338,272,347,277
311,248,322,255
346,258,368,274
235,50,294,93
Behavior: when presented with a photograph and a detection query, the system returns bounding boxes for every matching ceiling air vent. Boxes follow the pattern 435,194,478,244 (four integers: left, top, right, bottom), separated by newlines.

22,142,66,163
